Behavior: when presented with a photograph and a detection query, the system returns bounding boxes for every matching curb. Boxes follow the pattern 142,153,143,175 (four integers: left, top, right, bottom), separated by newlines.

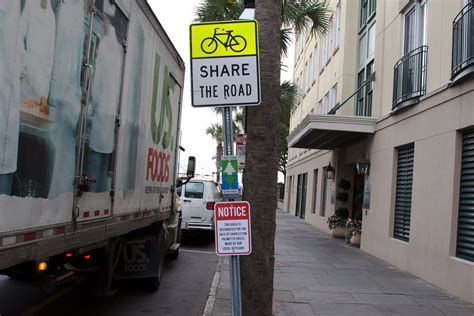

203,256,226,315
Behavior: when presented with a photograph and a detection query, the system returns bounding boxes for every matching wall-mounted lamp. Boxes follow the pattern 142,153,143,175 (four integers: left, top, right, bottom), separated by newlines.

325,162,335,179
356,155,370,176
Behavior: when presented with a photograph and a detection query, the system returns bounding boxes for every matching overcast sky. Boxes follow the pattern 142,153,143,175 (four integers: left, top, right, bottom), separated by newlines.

149,1,294,180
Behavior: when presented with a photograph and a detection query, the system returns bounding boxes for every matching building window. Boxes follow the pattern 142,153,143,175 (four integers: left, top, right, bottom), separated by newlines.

299,32,304,55
456,130,474,262
295,173,308,219
393,144,414,242
360,0,376,29
318,100,323,114
320,168,329,217
403,1,427,54
298,71,303,91
320,32,327,71
327,17,333,59
360,0,368,28
312,46,318,83
356,0,375,116
331,84,337,109
303,62,308,92
308,53,313,89
393,1,428,110
312,169,319,214
367,24,376,59
335,2,341,49
356,60,374,116
324,93,329,114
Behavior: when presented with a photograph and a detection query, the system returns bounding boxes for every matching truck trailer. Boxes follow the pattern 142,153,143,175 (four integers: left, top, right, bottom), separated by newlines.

0,0,192,292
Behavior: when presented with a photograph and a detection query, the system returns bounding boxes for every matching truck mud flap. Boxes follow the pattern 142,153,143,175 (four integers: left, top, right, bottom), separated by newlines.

116,236,160,279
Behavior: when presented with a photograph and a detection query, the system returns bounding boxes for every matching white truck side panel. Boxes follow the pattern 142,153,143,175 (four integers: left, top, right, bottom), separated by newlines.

114,1,183,215
0,0,184,234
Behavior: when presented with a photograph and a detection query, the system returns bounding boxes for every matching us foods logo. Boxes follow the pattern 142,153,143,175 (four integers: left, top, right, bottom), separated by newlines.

146,53,177,184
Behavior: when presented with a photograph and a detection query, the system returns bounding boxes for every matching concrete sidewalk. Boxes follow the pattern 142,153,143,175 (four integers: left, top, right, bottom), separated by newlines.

204,210,474,315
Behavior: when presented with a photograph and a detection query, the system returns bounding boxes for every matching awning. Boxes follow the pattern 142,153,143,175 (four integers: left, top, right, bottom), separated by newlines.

288,115,376,150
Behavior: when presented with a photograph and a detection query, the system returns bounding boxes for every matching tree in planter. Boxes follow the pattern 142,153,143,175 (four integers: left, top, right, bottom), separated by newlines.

327,179,351,236
346,211,362,245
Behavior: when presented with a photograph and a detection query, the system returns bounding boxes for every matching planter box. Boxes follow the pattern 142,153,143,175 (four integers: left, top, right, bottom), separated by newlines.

331,226,346,238
350,232,361,247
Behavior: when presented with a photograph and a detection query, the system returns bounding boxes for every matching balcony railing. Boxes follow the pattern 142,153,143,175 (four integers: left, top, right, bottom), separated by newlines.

452,2,474,83
392,46,428,112
327,72,375,116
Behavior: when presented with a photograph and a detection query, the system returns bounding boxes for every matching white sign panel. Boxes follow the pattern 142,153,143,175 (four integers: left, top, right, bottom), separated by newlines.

192,56,259,106
190,20,260,107
214,201,252,256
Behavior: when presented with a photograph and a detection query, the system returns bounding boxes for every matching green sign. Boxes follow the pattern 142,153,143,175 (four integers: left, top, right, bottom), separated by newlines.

221,156,239,194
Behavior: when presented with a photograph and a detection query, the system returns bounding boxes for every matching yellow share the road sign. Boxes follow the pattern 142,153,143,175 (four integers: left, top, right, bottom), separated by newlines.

190,20,260,107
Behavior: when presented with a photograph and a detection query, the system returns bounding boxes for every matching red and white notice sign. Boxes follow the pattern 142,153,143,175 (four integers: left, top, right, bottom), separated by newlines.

214,201,252,256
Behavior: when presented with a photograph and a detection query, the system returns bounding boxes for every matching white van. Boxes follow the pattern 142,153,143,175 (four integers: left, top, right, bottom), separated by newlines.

177,179,222,234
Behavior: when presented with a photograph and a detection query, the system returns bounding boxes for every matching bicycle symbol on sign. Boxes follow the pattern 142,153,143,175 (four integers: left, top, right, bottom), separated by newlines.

200,28,247,54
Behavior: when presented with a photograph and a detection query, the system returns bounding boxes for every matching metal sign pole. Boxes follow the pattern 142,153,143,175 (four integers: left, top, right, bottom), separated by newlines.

222,107,242,316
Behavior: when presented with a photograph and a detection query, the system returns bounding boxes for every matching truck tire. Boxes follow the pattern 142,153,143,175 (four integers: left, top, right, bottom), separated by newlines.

168,215,182,260
144,228,166,292
168,247,179,260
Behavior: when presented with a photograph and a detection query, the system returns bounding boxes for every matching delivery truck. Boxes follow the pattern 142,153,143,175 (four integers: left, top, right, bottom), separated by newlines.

0,0,193,292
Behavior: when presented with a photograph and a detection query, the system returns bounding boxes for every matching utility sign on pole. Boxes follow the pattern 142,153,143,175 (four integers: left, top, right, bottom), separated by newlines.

214,201,252,256
190,20,260,107
221,156,239,195
235,133,246,170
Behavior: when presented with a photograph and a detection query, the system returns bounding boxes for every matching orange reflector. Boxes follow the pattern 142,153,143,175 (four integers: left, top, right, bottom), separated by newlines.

66,253,73,258
38,261,48,272
84,254,91,260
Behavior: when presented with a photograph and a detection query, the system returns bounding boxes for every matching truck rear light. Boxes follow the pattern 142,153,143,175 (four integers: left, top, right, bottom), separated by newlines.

206,202,216,210
66,252,73,258
37,261,48,272
83,254,91,260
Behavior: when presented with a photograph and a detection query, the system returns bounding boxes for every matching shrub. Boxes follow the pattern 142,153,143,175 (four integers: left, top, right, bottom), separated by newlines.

345,218,362,242
337,179,351,191
336,192,349,203
335,207,349,219
327,214,346,229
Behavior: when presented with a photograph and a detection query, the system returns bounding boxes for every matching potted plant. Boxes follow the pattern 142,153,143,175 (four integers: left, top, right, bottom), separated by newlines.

327,213,347,238
327,179,351,238
345,217,362,247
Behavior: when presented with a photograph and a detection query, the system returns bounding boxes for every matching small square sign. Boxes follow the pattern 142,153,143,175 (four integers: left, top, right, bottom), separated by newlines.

221,156,239,195
214,201,252,256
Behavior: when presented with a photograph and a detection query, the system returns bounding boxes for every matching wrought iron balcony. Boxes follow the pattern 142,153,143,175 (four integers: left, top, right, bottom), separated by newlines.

452,2,474,84
392,46,428,112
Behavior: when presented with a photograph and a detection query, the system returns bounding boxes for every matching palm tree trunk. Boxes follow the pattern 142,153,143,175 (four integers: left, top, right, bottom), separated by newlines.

240,0,281,314
216,142,223,182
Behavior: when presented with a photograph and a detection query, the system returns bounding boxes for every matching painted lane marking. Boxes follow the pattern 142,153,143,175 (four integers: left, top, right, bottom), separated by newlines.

181,249,215,255
21,285,74,316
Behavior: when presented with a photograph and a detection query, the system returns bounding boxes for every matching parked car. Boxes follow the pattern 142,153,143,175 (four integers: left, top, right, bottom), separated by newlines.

177,179,222,236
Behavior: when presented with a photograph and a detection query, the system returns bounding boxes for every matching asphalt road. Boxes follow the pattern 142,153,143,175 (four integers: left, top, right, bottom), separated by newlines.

0,235,218,316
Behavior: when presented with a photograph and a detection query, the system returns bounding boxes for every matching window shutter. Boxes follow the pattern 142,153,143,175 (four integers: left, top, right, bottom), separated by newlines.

320,169,328,217
457,131,474,261
312,169,318,214
393,145,414,242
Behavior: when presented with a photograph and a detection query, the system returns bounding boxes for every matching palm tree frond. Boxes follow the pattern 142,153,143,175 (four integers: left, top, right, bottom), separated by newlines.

280,28,292,58
280,80,301,114
194,0,244,22
205,123,224,143
284,0,331,39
